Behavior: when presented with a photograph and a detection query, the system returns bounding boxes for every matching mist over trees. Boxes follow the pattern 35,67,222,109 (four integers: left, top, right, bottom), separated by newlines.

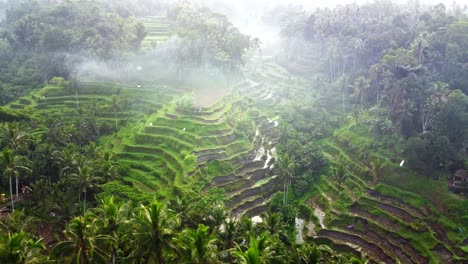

0,0,467,263
271,1,468,176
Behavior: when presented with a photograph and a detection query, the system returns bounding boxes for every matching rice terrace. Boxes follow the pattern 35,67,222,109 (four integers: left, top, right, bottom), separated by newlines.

0,0,466,263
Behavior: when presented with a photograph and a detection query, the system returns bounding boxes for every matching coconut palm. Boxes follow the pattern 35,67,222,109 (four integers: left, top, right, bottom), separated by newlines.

233,232,274,264
95,151,120,183
53,216,115,264
174,224,218,264
90,196,129,264
204,204,228,232
0,231,46,263
274,153,297,206
295,243,321,264
0,149,31,211
217,218,238,262
257,212,285,235
331,164,348,191
126,201,179,264
0,122,32,154
71,163,100,215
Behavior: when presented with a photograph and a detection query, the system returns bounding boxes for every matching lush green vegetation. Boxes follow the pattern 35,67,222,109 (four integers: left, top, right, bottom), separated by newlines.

0,0,467,263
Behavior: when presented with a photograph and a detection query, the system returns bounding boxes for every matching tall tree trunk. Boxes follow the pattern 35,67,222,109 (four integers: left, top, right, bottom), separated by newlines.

114,109,118,132
83,190,87,215
75,89,80,109
9,176,14,211
360,93,363,112
15,175,18,198
283,178,287,207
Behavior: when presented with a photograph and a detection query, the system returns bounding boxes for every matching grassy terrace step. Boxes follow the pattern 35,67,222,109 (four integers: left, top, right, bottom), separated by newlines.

117,153,179,179
317,229,394,263
119,159,175,188
228,178,281,216
198,131,236,146
9,104,25,109
176,101,244,123
228,176,280,207
124,169,158,192
232,197,264,216
197,152,227,163
196,141,252,157
135,133,193,151
203,174,240,190
348,201,457,262
330,215,419,264
143,125,197,144
366,189,427,219
322,139,368,175
165,112,226,125
219,167,271,192
235,160,265,175
123,145,184,173
208,148,255,168
97,112,131,119
348,203,401,233
243,203,270,217
42,95,110,103
196,100,226,115
153,117,230,136
19,98,31,105
359,196,419,225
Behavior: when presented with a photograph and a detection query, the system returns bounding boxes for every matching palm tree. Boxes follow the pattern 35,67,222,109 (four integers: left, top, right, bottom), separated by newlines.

274,153,296,206
96,151,120,183
174,224,218,264
0,149,31,211
233,232,273,264
295,243,321,264
91,196,129,264
126,201,179,264
352,77,370,111
237,216,255,238
258,213,283,235
53,216,116,264
204,204,228,232
0,231,46,263
331,164,348,191
71,164,100,215
217,218,238,262
0,122,32,154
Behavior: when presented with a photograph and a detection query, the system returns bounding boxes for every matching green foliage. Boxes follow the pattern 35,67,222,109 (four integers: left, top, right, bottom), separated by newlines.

0,231,46,264
206,160,233,176
232,113,255,140
0,107,31,122
99,182,153,204
403,133,456,175
0,0,146,92
168,3,251,71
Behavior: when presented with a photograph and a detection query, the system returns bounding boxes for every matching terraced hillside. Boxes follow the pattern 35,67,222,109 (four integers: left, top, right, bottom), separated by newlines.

245,59,467,263
302,133,467,263
246,59,314,102
138,16,174,50
106,80,281,216
7,80,170,129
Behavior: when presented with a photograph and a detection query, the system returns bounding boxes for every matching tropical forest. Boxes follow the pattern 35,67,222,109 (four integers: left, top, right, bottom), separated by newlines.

0,0,467,263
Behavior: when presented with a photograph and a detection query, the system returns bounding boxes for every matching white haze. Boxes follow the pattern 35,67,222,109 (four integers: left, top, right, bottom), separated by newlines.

191,0,467,54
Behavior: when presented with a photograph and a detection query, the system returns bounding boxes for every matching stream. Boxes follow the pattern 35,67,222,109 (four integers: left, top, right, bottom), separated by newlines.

314,207,326,228
295,218,305,244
